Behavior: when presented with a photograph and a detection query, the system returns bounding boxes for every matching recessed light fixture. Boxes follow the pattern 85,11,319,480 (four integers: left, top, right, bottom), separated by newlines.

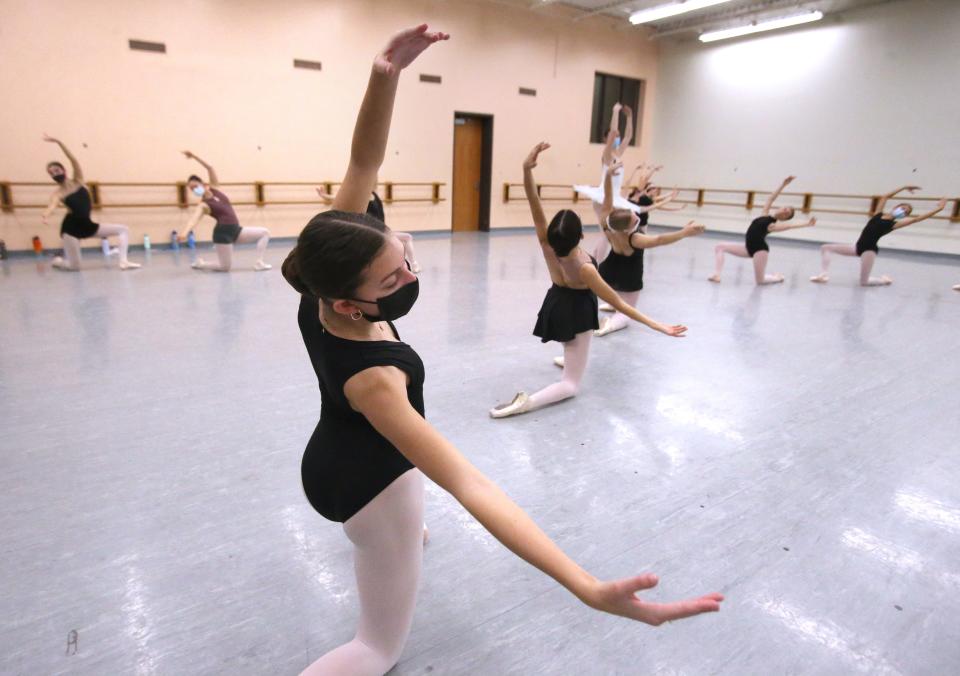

699,11,824,42
629,0,735,25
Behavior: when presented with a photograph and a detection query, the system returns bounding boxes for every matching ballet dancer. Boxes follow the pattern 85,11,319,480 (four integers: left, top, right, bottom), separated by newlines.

316,174,421,272
708,176,815,285
573,102,636,228
490,145,687,419
810,187,947,286
592,205,705,337
40,135,140,271
284,27,721,675
593,176,686,314
180,151,272,271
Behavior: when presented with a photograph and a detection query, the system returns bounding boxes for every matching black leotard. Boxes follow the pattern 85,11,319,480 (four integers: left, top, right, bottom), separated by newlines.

745,216,775,257
367,192,385,223
297,295,425,523
855,215,896,256
598,225,645,292
60,187,100,239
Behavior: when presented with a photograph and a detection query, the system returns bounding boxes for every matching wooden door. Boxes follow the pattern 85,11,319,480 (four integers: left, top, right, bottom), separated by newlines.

452,117,483,231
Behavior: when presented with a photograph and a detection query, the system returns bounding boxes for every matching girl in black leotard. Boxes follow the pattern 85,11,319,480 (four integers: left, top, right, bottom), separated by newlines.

40,135,140,271
708,175,815,285
490,148,688,419
811,186,947,286
284,28,721,674
592,207,704,337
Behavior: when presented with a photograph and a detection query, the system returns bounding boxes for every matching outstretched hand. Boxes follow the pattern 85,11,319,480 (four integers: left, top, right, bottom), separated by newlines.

524,142,551,170
905,185,921,193
935,198,948,210
659,324,687,337
586,573,723,625
375,24,450,76
42,133,59,144
182,150,195,160
683,221,706,236
782,175,796,185
808,217,817,226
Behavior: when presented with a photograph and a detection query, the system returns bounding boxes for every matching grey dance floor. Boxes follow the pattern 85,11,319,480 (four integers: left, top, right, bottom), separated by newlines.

1,230,959,675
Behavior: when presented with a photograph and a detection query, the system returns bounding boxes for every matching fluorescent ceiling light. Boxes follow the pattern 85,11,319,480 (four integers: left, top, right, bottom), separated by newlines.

700,10,824,42
629,0,735,25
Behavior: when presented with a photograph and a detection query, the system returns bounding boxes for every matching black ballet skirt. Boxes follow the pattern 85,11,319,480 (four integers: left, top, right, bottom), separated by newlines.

532,285,599,343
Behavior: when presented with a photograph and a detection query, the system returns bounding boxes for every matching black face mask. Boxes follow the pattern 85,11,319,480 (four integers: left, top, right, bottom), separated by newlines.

52,174,66,184
348,263,419,322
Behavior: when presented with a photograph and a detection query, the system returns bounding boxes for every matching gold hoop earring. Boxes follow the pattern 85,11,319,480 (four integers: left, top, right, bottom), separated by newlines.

350,310,363,321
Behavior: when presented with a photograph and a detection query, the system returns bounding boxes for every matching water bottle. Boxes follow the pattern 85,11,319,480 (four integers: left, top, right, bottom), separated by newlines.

170,230,180,251
32,236,43,256
143,234,151,251
0,240,7,260
187,231,196,250
101,238,111,256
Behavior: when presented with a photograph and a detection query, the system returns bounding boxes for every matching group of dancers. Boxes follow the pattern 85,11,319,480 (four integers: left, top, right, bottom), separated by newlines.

39,139,423,274
33,22,957,676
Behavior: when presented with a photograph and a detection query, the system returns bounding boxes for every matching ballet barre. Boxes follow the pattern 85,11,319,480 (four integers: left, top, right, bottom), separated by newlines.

501,183,960,223
0,180,446,212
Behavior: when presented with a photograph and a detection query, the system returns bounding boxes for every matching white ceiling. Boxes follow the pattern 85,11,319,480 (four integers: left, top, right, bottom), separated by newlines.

497,0,905,38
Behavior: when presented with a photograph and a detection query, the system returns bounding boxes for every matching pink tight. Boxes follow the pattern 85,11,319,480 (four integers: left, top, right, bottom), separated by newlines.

301,470,425,676
527,330,592,411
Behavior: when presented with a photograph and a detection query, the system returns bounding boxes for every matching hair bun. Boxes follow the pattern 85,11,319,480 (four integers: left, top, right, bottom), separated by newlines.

281,247,311,295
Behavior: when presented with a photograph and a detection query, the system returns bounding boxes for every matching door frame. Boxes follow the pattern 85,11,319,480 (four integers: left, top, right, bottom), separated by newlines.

452,111,493,232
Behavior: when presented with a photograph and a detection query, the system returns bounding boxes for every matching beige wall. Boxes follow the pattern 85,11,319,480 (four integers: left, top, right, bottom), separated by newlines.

0,0,658,251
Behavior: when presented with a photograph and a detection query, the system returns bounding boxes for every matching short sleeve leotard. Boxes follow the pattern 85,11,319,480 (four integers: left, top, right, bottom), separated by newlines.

203,188,243,244
855,215,896,256
745,216,776,257
297,295,425,523
60,187,100,239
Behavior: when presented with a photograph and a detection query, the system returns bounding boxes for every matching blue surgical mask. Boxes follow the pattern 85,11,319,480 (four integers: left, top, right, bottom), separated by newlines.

192,186,205,197
613,137,621,149
892,207,907,219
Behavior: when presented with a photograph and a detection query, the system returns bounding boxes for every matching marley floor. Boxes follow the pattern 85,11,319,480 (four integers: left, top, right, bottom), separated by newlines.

2,228,958,675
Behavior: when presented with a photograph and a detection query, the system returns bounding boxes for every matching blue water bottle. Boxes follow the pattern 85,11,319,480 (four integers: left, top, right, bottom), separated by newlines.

187,231,196,250
171,230,180,251
143,234,151,251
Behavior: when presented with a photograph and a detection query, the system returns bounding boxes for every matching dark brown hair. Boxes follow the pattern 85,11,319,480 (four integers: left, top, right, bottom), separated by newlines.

282,210,388,301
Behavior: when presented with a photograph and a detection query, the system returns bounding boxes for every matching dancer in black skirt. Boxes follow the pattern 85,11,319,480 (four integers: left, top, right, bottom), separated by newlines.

490,144,687,419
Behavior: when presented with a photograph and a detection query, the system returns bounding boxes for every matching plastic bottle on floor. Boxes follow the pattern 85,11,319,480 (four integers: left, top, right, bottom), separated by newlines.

143,234,151,251
0,240,7,260
170,230,179,251
32,236,43,256
187,231,196,250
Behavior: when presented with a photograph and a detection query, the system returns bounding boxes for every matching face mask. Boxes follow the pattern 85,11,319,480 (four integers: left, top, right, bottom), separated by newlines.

192,186,206,197
348,263,420,322
52,174,66,184
613,137,621,149
892,207,907,219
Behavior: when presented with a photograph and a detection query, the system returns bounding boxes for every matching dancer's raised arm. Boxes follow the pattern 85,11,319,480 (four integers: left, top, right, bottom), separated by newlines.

43,135,83,182
334,25,449,213
762,175,794,215
182,150,219,187
874,185,919,216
